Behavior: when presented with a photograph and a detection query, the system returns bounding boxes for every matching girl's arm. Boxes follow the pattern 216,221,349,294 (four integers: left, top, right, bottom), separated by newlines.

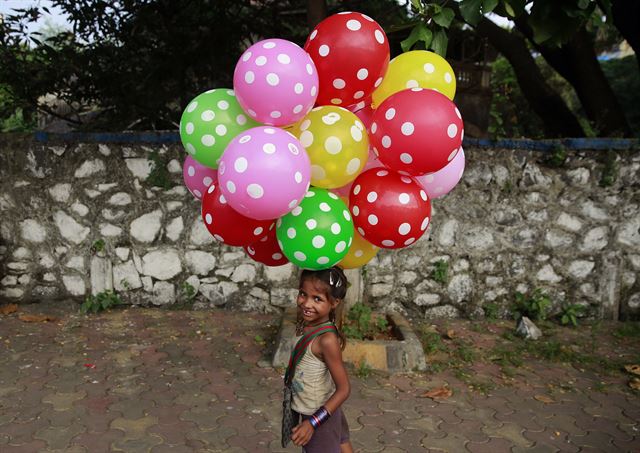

291,333,351,446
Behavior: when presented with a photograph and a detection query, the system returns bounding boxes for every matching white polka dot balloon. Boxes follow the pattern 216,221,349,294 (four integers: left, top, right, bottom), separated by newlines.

233,39,319,127
218,126,311,220
370,88,463,175
349,168,431,249
304,12,389,108
276,188,354,270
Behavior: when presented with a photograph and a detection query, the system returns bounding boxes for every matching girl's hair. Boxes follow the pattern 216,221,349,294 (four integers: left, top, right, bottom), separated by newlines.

299,266,349,349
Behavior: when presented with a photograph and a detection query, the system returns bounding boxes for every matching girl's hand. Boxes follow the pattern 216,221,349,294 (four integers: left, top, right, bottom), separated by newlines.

291,419,314,446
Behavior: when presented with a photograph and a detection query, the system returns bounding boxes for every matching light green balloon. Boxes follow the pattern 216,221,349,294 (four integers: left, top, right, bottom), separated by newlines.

276,188,354,270
179,88,259,169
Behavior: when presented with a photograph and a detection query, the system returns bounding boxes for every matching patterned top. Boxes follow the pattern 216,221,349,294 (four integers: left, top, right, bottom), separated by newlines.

290,336,335,415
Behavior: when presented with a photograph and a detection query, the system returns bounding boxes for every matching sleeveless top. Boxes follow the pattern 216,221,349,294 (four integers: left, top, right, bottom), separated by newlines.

290,336,335,415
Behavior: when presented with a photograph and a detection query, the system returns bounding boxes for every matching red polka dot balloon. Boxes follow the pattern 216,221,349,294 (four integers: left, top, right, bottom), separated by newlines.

304,12,390,108
349,168,431,249
370,88,464,176
201,183,274,247
243,226,289,267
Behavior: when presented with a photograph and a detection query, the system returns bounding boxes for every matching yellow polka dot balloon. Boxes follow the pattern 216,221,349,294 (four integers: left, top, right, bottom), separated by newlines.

371,51,456,108
337,227,379,269
290,106,369,189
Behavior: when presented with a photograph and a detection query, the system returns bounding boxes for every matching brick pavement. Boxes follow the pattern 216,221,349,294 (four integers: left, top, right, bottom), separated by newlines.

0,305,638,452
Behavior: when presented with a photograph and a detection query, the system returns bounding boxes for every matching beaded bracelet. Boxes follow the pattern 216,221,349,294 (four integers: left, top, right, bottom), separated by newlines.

309,406,331,429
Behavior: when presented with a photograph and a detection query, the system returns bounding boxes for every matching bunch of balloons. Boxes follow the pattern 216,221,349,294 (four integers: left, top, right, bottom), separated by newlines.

179,11,466,271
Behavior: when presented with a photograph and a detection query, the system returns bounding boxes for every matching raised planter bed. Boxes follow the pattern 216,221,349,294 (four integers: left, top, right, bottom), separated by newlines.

272,306,426,373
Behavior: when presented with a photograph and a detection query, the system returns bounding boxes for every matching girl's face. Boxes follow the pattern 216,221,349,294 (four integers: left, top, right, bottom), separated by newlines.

297,278,338,325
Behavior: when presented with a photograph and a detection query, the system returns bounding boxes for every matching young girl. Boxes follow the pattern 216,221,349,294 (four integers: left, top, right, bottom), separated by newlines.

287,266,354,452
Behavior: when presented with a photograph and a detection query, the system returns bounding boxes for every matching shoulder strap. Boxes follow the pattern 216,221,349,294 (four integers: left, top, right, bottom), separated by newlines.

284,322,337,384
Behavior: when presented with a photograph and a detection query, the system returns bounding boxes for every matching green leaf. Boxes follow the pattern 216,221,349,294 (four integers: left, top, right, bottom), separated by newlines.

431,28,448,56
459,0,483,26
503,0,527,17
401,22,432,53
483,0,499,14
411,0,423,13
433,8,455,28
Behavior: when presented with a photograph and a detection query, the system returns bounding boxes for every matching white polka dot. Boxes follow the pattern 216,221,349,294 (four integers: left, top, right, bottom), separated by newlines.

382,239,395,247
187,166,195,177
300,131,314,148
305,190,316,198
455,107,462,119
319,202,331,212
343,210,351,221
276,53,291,65
255,56,267,66
186,101,198,113
354,90,365,99
448,148,458,161
288,199,298,209
400,153,413,164
201,135,215,146
227,90,235,96
346,19,361,31
311,165,326,180
300,119,311,131
405,79,419,88
447,124,458,138
317,256,330,265
248,109,257,117
200,110,215,122
242,51,252,62
312,235,325,248
253,227,264,236
381,136,392,148
319,45,330,57
311,86,317,96
294,83,304,94
352,205,360,216
423,63,436,74
213,234,224,242
421,217,430,230
245,71,255,84
411,87,423,92
247,184,264,199
219,194,226,203
328,192,338,200
264,128,276,134
420,190,428,201
404,238,415,246
401,176,412,184
346,158,361,175
353,184,361,195
398,223,411,235
335,241,346,253
401,122,414,136
368,214,378,225
216,125,227,136
357,68,368,80
331,223,341,234
325,136,342,154
270,111,282,119
262,143,276,154
306,219,317,230
205,213,212,224
226,181,236,193
271,253,282,260
263,41,276,49
444,72,453,84
239,135,251,144
367,191,378,203
292,206,303,216
234,157,248,173
185,122,195,135
398,193,410,204
322,112,341,125
287,227,296,239
385,108,396,120
307,64,314,75
293,105,303,114
203,176,213,186
310,29,318,40
376,170,388,177
375,77,383,87
266,73,280,86
333,78,346,89
294,251,306,261
351,125,363,142
208,184,216,194
357,227,365,236
289,143,300,155
371,122,377,134
374,29,385,44
331,98,342,105
236,114,247,125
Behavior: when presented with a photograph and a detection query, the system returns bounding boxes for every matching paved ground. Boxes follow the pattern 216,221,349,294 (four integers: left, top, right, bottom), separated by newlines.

0,304,639,452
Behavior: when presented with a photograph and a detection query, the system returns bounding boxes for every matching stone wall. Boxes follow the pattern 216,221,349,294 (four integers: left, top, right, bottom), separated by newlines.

1,135,639,320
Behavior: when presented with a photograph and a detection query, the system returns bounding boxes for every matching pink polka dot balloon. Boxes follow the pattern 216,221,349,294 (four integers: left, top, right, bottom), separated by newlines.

416,148,466,199
182,155,218,200
370,88,464,176
349,168,431,249
233,39,319,127
218,126,311,220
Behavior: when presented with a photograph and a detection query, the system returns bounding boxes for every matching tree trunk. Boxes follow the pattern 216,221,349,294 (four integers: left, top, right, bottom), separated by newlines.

474,18,585,138
515,21,632,137
608,0,640,72
306,0,328,30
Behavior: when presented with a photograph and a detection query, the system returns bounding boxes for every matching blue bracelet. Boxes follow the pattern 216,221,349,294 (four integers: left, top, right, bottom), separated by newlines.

309,406,331,429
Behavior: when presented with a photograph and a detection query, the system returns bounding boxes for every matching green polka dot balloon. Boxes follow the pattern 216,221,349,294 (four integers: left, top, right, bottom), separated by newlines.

179,88,260,169
276,188,354,270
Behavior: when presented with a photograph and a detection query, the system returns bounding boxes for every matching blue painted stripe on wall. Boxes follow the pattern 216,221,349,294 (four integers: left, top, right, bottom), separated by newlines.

33,131,639,150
